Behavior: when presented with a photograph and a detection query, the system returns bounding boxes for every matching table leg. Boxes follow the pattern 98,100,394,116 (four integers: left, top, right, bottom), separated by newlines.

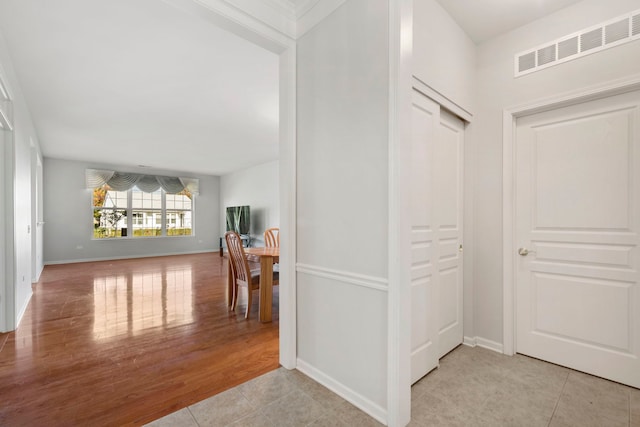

259,256,273,323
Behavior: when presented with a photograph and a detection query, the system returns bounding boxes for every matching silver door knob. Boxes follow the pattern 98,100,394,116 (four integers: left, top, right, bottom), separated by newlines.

518,247,534,256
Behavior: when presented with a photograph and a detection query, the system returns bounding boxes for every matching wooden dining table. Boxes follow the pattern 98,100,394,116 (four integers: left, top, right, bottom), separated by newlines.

226,246,279,323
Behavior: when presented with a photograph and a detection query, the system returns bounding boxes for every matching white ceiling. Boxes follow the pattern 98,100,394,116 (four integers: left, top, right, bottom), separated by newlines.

0,0,588,177
0,0,279,176
435,0,584,43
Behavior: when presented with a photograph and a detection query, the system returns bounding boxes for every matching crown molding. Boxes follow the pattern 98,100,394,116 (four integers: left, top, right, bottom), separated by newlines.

294,0,319,17
163,0,293,53
296,0,347,37
215,0,346,39
264,0,297,19
219,0,297,38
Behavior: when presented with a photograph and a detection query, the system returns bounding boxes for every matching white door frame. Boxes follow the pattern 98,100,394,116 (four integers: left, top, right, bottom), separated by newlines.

0,73,13,333
30,142,43,283
162,0,297,368
502,73,640,356
387,0,413,425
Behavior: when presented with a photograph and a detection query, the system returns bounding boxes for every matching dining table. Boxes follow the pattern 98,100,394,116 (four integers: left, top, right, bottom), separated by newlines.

226,246,279,323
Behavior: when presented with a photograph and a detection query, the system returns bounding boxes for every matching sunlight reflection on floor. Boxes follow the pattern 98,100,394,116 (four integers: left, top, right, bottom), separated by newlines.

92,267,194,341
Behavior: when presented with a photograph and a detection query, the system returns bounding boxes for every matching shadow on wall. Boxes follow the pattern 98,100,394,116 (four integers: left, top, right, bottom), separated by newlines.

252,208,265,245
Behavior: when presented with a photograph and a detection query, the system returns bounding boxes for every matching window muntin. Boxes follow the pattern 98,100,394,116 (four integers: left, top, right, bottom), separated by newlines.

166,190,193,236
132,188,162,237
132,212,144,225
93,185,128,238
132,188,162,210
92,185,194,239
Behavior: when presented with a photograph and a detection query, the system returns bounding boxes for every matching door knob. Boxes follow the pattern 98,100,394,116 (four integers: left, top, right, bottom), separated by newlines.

518,247,535,256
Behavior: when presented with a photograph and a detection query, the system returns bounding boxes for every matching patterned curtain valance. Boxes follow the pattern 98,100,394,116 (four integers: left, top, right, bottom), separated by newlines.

86,169,199,195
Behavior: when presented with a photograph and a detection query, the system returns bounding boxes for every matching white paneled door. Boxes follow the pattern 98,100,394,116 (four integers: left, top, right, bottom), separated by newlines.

435,108,464,359
515,90,640,388
410,90,464,384
410,92,438,384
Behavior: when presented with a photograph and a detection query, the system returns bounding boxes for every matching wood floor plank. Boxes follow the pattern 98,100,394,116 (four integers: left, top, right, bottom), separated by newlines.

0,253,279,426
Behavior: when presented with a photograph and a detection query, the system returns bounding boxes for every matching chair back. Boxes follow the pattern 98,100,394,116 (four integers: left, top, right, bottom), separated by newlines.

264,227,280,248
225,231,251,284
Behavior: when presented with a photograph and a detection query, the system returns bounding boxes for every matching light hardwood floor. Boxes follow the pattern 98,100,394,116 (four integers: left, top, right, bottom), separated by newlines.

0,253,279,426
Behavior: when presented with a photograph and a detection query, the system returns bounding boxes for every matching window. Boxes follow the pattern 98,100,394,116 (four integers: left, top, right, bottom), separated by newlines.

132,188,162,237
132,212,143,226
93,185,128,238
166,190,193,236
92,185,193,239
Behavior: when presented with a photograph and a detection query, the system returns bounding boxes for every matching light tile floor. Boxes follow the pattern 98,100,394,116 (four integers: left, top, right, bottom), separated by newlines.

146,345,640,427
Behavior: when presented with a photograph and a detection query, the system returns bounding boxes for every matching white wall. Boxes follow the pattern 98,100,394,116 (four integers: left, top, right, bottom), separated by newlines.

43,158,219,264
0,106,7,332
412,0,477,340
413,0,476,115
297,0,389,419
0,29,42,331
220,160,279,247
471,0,640,346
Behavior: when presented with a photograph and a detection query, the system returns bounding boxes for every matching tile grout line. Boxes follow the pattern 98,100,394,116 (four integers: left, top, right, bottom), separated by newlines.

547,371,570,426
186,407,199,427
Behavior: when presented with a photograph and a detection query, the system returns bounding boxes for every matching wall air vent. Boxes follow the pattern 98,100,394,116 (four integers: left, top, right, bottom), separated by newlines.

558,36,579,59
537,45,556,66
515,8,640,77
518,52,536,73
606,19,630,44
580,28,603,51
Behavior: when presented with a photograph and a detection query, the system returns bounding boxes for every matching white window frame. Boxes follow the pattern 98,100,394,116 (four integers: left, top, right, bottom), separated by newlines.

92,185,195,239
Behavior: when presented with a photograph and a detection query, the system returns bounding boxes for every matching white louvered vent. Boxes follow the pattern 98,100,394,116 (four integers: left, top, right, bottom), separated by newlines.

606,19,629,44
558,36,579,59
518,52,536,73
537,45,556,65
515,8,640,77
580,28,603,51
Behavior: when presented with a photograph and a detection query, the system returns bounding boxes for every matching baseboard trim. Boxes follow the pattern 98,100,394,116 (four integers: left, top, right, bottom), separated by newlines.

463,336,504,354
32,264,44,283
296,358,387,425
15,290,33,330
44,249,217,265
296,263,388,292
463,336,476,347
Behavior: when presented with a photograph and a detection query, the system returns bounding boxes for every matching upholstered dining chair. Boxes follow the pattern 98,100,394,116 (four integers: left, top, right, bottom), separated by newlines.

264,227,279,248
225,231,279,319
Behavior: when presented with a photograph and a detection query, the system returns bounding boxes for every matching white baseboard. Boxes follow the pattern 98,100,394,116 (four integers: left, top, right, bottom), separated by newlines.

296,358,387,425
463,336,477,347
15,289,33,329
463,336,504,354
32,264,44,284
44,249,217,265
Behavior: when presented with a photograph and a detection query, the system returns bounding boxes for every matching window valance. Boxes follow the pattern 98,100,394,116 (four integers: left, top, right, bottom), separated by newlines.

86,169,199,195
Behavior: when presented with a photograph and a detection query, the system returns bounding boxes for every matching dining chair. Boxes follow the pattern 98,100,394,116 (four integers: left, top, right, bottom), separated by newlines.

225,231,279,319
264,227,279,248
